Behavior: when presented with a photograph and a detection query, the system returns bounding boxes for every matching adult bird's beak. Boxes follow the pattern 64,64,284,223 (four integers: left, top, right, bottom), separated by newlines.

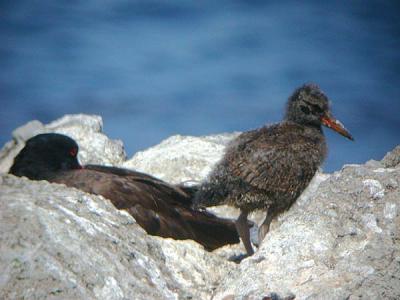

321,113,354,141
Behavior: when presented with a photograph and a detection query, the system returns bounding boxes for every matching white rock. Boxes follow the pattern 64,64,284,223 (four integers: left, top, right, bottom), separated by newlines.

384,202,397,219
123,133,239,183
0,175,231,299
363,179,385,199
362,214,383,233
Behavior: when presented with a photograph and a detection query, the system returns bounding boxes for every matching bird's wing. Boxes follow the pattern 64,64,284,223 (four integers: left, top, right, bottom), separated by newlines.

85,164,191,207
53,168,239,250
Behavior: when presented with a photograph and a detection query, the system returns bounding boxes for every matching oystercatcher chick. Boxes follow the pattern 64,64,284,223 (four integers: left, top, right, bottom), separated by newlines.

195,83,353,256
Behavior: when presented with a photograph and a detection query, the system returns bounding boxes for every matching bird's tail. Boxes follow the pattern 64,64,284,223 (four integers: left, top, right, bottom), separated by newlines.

192,181,229,209
182,209,240,251
176,181,239,250
176,182,199,199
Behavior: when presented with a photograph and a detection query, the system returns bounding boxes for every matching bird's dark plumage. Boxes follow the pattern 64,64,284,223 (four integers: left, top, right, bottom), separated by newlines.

9,133,239,251
195,83,353,255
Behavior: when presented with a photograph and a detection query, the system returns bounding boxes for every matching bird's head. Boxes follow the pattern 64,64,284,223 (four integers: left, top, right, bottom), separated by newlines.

9,133,82,180
285,83,354,141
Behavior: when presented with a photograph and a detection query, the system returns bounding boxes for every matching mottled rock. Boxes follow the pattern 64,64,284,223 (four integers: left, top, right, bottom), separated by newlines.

382,145,400,168
46,114,126,166
0,120,45,174
0,175,234,300
1,114,399,300
212,163,400,300
12,120,45,141
124,133,239,184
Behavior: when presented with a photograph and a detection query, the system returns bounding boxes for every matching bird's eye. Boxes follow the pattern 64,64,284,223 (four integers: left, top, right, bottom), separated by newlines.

312,104,323,114
69,148,78,157
300,105,310,115
303,100,324,114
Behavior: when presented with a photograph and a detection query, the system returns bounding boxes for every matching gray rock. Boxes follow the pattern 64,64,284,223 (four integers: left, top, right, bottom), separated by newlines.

382,145,400,168
124,133,239,184
0,140,24,177
12,120,45,141
0,175,234,300
212,163,400,300
1,114,399,299
0,120,45,174
46,114,127,166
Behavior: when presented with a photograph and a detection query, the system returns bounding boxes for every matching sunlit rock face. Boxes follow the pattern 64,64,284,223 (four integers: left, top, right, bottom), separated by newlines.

1,114,399,299
0,175,234,300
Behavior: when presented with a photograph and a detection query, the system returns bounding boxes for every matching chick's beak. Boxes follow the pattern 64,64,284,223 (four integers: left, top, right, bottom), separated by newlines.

321,113,354,141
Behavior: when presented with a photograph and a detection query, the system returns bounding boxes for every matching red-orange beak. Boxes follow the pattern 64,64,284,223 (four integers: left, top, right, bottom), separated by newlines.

321,113,354,141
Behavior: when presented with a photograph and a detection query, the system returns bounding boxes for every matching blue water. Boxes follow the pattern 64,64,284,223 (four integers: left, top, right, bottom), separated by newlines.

1,1,399,172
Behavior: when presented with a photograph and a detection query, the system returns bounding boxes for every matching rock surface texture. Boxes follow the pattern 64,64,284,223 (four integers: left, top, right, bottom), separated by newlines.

1,115,399,299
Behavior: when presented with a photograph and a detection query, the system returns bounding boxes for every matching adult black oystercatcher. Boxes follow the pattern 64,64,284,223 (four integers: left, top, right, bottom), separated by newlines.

195,83,353,256
9,133,239,251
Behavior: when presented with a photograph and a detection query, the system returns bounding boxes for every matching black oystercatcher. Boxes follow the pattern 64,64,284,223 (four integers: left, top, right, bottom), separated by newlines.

9,133,239,251
195,83,353,255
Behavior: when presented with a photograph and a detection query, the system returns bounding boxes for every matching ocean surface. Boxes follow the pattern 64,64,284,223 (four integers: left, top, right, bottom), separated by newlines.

1,1,399,172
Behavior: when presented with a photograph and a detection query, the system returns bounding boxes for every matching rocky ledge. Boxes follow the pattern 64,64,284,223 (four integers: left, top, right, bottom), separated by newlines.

0,115,399,300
